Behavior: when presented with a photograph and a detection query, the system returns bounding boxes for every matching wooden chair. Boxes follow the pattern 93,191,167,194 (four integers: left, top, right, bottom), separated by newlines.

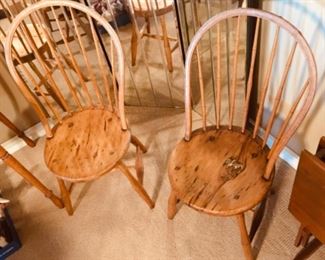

167,8,317,259
0,0,91,110
0,112,64,210
4,0,155,216
129,0,178,72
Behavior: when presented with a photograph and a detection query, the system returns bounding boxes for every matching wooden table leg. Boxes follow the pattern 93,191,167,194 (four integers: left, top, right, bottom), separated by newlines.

0,146,63,209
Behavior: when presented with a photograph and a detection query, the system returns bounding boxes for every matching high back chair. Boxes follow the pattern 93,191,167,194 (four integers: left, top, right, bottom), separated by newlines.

167,8,317,259
0,0,91,110
4,0,154,215
129,0,178,72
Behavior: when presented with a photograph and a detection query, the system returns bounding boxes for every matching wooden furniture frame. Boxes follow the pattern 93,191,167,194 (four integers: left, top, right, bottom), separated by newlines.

167,8,317,259
289,137,325,260
4,0,155,216
0,112,63,209
129,0,178,72
0,0,91,111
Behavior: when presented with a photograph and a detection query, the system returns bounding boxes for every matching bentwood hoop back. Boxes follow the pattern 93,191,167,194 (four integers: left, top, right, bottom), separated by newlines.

168,8,317,260
5,0,154,215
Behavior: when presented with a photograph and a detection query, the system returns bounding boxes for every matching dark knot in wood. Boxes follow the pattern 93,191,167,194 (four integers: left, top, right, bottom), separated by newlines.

221,156,245,182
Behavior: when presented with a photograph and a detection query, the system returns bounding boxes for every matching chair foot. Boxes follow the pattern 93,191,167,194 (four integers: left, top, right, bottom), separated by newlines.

131,135,147,153
236,213,254,260
167,190,178,219
249,195,267,241
117,161,154,209
57,178,73,216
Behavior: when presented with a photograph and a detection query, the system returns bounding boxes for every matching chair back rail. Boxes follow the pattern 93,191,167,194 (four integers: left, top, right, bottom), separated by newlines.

4,0,127,138
184,8,317,179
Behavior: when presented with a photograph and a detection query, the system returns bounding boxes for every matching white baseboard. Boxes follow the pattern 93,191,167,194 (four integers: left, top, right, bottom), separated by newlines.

1,122,45,154
1,122,300,170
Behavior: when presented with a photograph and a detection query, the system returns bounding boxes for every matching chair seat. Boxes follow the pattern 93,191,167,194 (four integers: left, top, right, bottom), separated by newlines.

168,127,274,216
132,0,173,16
44,109,130,182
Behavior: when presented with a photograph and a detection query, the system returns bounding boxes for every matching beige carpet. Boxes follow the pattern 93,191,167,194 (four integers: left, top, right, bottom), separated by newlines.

1,107,324,260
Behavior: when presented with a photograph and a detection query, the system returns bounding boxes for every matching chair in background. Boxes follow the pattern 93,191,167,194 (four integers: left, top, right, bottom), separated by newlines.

0,112,63,209
167,8,317,259
129,0,178,72
0,0,90,111
4,0,155,215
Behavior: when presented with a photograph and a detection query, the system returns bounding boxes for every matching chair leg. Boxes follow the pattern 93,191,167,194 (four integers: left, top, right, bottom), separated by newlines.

135,146,144,185
236,213,254,260
249,195,267,241
294,225,312,247
293,238,322,260
131,23,138,66
117,161,154,209
57,178,73,216
167,190,178,219
145,16,150,33
160,15,173,72
131,135,147,153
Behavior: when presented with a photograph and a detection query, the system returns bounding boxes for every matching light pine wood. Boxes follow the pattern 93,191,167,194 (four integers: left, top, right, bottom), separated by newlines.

0,146,64,209
44,109,131,182
229,16,241,130
0,112,35,147
236,214,254,260
130,0,178,72
5,0,153,215
0,113,63,210
167,190,178,219
169,127,273,216
171,8,317,260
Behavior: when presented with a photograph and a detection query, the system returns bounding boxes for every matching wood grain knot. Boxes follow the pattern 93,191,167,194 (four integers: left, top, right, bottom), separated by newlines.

222,156,245,182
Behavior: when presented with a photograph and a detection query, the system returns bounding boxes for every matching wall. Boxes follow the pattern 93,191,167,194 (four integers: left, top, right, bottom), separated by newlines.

260,0,325,154
0,54,39,143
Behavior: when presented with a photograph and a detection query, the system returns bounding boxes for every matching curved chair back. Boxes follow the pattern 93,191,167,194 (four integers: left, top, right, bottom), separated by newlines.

184,8,317,179
5,0,126,138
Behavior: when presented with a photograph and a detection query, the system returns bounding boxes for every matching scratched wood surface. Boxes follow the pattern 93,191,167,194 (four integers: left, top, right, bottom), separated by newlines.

44,109,130,182
169,126,274,216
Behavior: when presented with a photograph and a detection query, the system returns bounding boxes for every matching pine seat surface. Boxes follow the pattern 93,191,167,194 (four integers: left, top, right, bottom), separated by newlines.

44,109,130,182
168,127,274,216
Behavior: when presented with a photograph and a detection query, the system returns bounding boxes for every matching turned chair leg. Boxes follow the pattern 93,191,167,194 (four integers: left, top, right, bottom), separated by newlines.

167,190,178,219
236,213,254,260
57,178,73,216
160,15,173,72
131,23,138,66
249,196,268,241
117,161,154,209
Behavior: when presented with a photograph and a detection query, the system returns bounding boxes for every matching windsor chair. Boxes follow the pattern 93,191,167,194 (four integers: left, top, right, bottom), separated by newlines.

4,0,155,216
0,0,91,110
129,0,178,72
167,8,317,259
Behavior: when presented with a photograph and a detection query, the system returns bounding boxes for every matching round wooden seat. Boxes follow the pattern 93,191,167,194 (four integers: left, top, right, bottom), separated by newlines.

168,127,274,216
132,0,173,16
44,109,130,182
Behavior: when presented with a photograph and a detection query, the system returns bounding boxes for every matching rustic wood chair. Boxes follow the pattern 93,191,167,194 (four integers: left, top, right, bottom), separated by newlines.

4,0,155,215
129,0,178,72
0,112,63,209
0,0,91,110
167,8,317,259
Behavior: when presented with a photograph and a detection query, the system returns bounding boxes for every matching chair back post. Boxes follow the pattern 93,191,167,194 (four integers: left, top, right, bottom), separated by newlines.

184,8,317,178
4,0,127,136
